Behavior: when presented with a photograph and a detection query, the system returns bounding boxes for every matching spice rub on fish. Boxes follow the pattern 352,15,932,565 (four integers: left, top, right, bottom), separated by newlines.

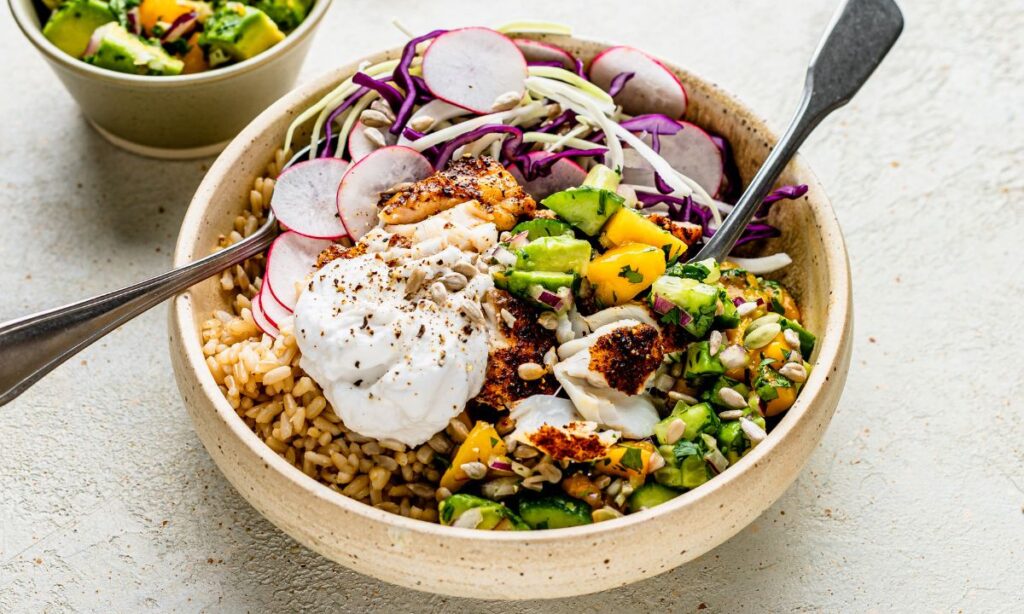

587,323,664,395
378,156,535,230
472,290,557,410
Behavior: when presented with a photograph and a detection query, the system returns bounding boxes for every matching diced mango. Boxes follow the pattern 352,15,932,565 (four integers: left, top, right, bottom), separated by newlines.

181,33,208,74
600,208,689,262
585,243,666,306
764,385,796,416
595,441,655,482
440,421,506,492
139,0,210,33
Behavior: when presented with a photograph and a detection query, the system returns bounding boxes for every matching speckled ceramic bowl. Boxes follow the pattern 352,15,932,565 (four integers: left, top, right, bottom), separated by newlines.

169,35,853,599
8,0,331,158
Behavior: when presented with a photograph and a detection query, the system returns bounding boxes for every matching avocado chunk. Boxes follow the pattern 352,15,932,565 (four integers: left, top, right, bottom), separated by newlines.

654,401,720,446
511,218,574,240
253,0,311,32
684,341,725,382
438,494,530,530
515,235,592,275
541,186,624,236
665,257,720,283
505,270,575,295
84,22,183,75
627,482,681,512
199,2,284,66
43,0,116,58
714,289,740,329
518,496,593,529
649,275,719,337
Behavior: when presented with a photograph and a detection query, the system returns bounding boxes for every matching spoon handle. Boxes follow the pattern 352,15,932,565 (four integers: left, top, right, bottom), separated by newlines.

691,0,903,262
0,221,275,407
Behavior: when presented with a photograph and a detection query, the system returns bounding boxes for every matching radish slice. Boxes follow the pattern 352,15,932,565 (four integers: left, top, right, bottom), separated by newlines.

251,294,279,338
348,121,398,162
589,46,688,118
260,281,293,325
271,158,350,239
396,100,470,146
336,146,433,240
510,152,587,200
422,27,528,114
622,120,724,197
514,38,574,69
264,231,334,310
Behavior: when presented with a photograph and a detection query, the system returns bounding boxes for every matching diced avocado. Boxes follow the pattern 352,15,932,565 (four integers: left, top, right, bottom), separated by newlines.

43,0,117,58
518,496,593,529
505,270,575,297
438,494,530,530
714,289,740,329
684,341,725,382
779,317,816,356
627,482,681,512
84,22,183,75
515,235,592,275
665,257,720,283
649,275,718,337
752,359,792,402
253,0,311,32
541,186,624,236
654,401,720,446
199,2,284,66
511,218,574,240
703,377,750,409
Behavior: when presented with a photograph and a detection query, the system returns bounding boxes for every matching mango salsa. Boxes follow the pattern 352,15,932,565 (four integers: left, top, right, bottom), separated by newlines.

585,243,666,306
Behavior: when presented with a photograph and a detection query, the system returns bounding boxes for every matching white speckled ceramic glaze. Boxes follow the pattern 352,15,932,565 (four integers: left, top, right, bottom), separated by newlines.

8,0,332,158
169,36,853,599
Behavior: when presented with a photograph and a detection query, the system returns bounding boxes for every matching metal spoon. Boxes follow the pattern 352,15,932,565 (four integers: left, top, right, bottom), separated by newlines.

691,0,903,262
0,0,902,407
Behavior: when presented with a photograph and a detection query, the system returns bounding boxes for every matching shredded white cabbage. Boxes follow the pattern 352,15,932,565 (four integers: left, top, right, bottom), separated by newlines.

522,132,605,151
407,101,545,152
527,66,614,108
728,253,793,274
333,91,378,157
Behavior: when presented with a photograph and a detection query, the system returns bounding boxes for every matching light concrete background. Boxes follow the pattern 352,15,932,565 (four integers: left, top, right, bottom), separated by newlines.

1,0,1022,611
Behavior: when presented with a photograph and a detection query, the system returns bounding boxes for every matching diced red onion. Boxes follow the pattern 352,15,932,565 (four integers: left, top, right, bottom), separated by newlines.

508,230,529,249
162,11,198,44
83,28,103,57
534,288,566,311
126,8,141,36
652,295,675,315
489,459,513,472
676,309,693,326
732,297,745,307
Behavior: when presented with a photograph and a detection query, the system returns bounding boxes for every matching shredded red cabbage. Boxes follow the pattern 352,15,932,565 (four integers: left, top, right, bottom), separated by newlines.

607,72,635,97
352,72,404,111
431,124,524,170
573,57,585,78
390,29,447,136
534,110,577,134
709,134,741,202
321,85,371,157
519,148,607,180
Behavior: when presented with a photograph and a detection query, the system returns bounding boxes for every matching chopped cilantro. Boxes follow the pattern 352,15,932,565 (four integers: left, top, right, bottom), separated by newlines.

620,446,644,471
619,265,644,284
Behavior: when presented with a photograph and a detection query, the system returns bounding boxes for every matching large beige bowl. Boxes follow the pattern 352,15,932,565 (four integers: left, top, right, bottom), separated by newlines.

8,0,331,158
169,35,853,599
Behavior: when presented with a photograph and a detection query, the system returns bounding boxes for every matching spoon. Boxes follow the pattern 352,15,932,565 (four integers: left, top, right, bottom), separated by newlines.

0,0,902,407
691,0,903,263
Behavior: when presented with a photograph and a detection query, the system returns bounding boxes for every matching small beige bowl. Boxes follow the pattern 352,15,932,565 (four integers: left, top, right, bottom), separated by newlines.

8,0,332,158
169,36,853,599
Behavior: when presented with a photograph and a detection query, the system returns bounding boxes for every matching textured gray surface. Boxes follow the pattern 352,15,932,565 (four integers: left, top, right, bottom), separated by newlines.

1,0,1022,611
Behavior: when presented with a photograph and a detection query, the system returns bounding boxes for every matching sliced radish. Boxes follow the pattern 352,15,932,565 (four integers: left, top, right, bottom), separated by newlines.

422,27,528,114
510,152,587,200
348,121,398,163
514,38,574,69
251,294,279,338
264,231,334,310
271,158,349,240
621,120,724,197
260,281,293,326
396,100,469,146
336,146,433,240
589,46,688,118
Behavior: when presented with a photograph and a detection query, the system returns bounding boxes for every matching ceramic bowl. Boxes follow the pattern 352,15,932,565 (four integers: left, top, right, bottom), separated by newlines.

8,0,332,158
169,35,853,599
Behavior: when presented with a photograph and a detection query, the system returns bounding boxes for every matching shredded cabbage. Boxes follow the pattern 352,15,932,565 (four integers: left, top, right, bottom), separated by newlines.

527,66,614,109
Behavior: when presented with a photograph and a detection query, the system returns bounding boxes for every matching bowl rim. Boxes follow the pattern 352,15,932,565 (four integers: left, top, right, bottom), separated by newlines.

7,0,333,87
171,36,851,544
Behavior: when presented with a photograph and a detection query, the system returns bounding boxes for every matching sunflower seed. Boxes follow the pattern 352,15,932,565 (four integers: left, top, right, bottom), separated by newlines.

482,477,520,499
543,346,558,368
500,308,517,328
647,451,666,472
744,322,781,349
787,349,803,364
536,462,562,483
736,301,758,317
709,330,723,356
360,109,392,128
653,373,675,392
664,418,686,445
537,311,559,330
369,98,395,121
719,344,749,369
668,391,698,405
718,409,745,420
779,362,808,382
511,460,533,477
452,261,478,278
517,362,546,381
429,282,448,304
783,328,801,349
363,126,387,148
521,475,547,491
740,417,767,443
460,301,485,325
453,507,484,528
491,90,523,111
405,267,427,297
460,461,488,480
718,386,747,409
409,115,435,132
592,506,624,523
441,272,468,291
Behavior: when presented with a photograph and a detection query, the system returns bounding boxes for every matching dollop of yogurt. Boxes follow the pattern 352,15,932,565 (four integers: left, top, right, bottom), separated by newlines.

294,235,493,446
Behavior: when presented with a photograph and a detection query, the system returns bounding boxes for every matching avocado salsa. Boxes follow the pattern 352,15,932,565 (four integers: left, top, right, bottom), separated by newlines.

39,0,312,75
